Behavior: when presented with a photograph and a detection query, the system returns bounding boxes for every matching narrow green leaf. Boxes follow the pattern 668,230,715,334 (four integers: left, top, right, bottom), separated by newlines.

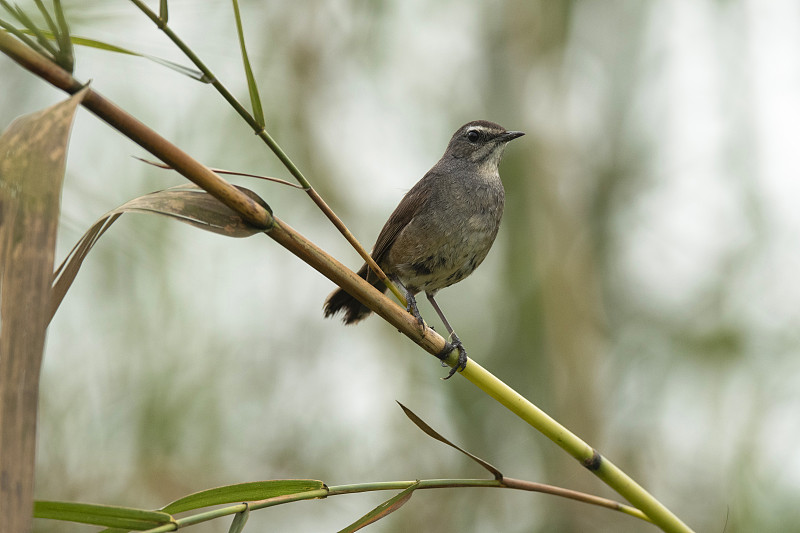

231,0,265,127
33,0,59,43
65,34,203,80
161,480,324,514
227,505,249,533
397,402,504,480
337,483,418,533
52,0,74,72
18,27,102,50
9,2,57,56
34,501,172,530
63,34,138,55
144,53,208,81
15,27,205,81
0,13,50,58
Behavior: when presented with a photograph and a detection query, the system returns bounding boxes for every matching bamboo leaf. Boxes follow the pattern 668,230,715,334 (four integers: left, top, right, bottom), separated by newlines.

66,34,204,80
6,1,57,56
33,0,59,46
1,0,73,72
231,0,264,127
34,501,172,530
397,402,503,480
67,35,138,54
337,483,418,533
106,184,271,236
0,10,51,58
48,184,271,323
0,87,89,533
15,27,206,81
52,0,74,71
161,480,324,514
137,52,208,80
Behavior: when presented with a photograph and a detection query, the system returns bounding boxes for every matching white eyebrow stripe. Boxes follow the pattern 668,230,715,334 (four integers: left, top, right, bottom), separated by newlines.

466,125,502,137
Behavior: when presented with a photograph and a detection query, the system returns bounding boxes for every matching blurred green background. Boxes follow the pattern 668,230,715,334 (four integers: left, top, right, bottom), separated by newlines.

3,1,799,531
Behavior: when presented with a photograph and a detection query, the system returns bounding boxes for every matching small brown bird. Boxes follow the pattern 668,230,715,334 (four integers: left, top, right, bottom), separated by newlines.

324,120,523,377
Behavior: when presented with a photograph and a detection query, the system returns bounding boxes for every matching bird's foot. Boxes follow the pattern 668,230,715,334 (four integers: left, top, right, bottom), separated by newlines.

406,293,425,329
436,334,467,380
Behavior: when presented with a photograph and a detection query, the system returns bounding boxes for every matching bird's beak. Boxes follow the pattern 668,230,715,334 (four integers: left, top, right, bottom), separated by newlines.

501,130,525,142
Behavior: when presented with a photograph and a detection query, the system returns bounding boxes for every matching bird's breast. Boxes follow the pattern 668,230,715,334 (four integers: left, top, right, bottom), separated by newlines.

385,182,504,294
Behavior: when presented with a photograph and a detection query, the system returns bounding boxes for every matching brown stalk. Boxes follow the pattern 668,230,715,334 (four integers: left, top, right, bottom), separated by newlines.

0,30,450,360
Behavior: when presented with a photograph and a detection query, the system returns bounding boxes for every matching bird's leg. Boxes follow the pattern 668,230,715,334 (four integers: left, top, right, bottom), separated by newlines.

426,292,467,379
392,276,425,328
406,292,424,327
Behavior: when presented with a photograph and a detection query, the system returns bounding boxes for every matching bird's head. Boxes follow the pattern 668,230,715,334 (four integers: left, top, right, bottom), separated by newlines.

444,120,524,166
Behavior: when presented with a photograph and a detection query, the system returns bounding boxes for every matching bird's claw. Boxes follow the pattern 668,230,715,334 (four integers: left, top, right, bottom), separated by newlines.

436,337,467,379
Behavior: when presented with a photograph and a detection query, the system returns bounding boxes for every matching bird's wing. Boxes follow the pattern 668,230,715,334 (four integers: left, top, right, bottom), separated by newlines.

370,172,435,269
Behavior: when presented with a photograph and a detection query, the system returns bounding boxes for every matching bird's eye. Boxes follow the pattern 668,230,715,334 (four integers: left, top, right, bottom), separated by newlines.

466,129,481,143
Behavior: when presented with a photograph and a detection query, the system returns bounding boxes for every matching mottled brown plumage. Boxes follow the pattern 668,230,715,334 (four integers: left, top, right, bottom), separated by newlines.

324,120,523,376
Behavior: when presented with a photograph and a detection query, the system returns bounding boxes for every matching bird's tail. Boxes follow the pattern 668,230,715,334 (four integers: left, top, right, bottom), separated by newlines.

323,263,387,324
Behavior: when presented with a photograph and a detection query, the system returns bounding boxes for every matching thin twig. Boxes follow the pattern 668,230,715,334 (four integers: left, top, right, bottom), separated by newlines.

126,0,405,304
133,477,649,532
133,157,305,189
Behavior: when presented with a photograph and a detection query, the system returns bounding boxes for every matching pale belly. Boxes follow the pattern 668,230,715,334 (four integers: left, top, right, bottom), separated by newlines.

388,211,501,294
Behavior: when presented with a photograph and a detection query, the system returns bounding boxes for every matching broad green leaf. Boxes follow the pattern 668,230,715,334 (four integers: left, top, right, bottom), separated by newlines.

337,483,418,533
161,480,324,514
34,501,172,530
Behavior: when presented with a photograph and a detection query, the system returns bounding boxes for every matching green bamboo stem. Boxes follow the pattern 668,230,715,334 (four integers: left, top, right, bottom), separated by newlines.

458,358,693,532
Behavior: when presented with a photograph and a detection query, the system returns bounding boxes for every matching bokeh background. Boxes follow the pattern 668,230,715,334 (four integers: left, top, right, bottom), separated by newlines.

3,1,800,531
